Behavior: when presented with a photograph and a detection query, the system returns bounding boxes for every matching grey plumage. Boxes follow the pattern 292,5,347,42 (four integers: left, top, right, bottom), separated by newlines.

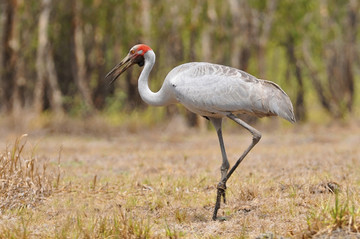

106,44,295,221
167,62,295,122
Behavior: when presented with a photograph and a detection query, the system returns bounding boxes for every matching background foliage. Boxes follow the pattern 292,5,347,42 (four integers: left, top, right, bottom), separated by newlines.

0,0,359,126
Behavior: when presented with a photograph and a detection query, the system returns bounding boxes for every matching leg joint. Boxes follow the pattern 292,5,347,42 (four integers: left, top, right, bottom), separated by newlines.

252,131,262,143
217,181,226,190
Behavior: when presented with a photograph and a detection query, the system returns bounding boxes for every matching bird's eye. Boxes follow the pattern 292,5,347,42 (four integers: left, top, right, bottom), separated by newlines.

130,50,135,54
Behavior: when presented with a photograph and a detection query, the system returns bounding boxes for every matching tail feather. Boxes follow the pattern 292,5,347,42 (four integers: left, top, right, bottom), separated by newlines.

262,80,296,123
273,98,296,123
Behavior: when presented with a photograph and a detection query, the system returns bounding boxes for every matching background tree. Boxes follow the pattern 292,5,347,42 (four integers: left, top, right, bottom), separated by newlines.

302,0,359,118
0,0,19,113
0,0,358,124
34,0,63,115
273,0,312,121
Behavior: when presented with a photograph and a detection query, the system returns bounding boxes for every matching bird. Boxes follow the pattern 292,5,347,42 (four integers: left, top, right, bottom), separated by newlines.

106,44,295,221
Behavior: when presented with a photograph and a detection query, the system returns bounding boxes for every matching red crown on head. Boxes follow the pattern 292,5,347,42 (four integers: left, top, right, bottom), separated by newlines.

134,44,152,55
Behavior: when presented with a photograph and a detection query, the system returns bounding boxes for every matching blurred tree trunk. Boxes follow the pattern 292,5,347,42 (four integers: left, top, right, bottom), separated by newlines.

228,0,242,69
71,0,94,113
229,0,277,76
285,35,306,121
302,0,358,118
0,0,18,113
228,0,256,72
90,1,107,110
46,48,63,113
256,0,277,78
201,0,215,62
302,40,331,113
124,1,145,110
10,0,22,115
91,26,107,109
34,0,63,115
141,0,151,45
342,0,357,112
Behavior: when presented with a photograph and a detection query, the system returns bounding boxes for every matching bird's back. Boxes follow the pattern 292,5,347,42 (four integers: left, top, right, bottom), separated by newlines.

166,62,295,123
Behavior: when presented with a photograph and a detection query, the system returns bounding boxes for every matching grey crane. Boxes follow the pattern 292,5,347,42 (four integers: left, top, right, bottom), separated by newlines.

106,44,295,221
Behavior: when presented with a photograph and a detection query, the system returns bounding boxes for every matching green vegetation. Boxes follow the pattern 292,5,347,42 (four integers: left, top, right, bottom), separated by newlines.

306,190,360,237
0,0,359,125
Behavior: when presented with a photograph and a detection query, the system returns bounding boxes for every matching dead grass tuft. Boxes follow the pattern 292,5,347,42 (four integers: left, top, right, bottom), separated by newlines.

57,210,156,239
0,135,58,213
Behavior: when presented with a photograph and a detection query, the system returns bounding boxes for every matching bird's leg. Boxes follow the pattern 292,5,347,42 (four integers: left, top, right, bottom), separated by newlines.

213,114,262,221
210,118,230,221
213,127,230,221
223,114,261,184
216,127,230,203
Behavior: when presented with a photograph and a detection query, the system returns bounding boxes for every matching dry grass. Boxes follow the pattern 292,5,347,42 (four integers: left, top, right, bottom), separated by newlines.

0,134,57,213
0,120,360,238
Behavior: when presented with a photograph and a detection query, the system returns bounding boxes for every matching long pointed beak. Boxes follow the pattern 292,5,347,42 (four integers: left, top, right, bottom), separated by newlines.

105,54,134,85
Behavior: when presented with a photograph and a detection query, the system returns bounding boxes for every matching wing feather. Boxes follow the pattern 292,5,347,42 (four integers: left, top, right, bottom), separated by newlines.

166,62,295,122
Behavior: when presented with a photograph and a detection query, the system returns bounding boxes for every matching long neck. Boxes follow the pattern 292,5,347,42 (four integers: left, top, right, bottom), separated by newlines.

138,50,174,106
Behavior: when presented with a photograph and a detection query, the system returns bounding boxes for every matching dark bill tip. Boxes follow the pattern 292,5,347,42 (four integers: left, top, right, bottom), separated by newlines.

105,55,132,86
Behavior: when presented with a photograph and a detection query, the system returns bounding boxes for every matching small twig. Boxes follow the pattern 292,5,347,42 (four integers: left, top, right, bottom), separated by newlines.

55,146,62,189
92,175,97,191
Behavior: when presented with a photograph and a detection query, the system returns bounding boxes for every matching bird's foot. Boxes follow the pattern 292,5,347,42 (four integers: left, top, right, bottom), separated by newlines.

212,182,227,221
217,182,227,204
213,216,228,221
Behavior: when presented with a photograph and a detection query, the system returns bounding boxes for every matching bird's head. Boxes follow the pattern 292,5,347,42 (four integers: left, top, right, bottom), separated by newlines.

106,44,153,85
